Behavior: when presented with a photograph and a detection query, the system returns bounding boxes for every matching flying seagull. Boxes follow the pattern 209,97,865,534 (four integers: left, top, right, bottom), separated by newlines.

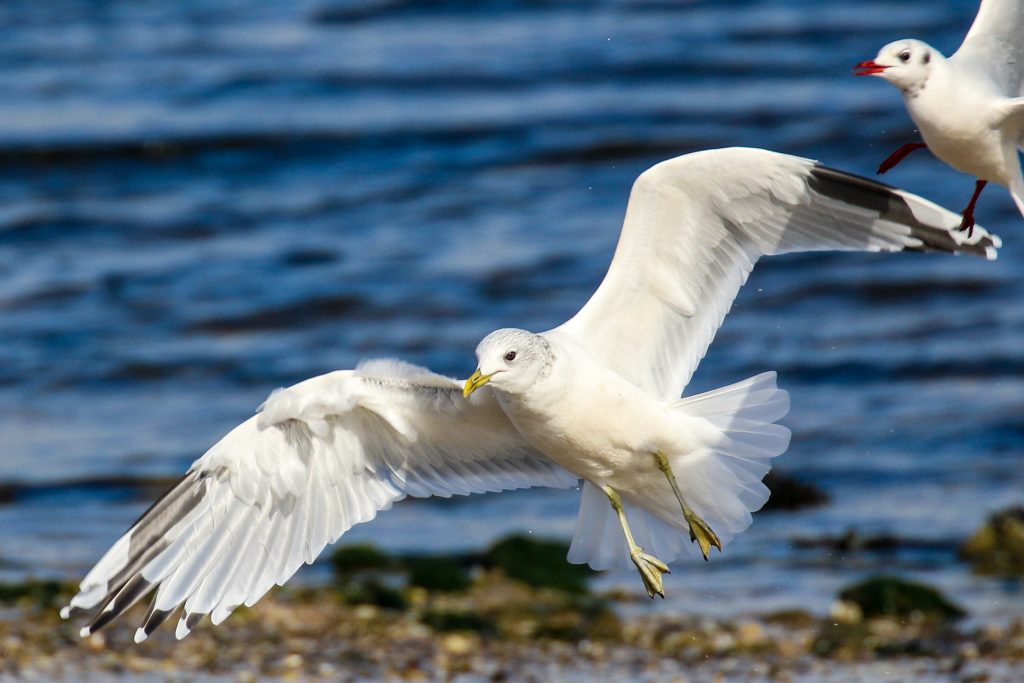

61,147,999,643
854,0,1024,234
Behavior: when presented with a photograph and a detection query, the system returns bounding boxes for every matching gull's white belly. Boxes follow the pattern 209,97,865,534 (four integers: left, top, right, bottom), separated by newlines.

494,359,698,491
908,81,1011,184
918,118,1008,183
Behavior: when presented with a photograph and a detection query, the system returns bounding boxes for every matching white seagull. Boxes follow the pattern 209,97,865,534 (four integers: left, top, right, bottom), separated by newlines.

854,0,1024,234
60,147,999,642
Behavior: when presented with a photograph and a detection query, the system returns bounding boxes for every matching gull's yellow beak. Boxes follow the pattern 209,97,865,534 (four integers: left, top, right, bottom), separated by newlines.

463,369,495,398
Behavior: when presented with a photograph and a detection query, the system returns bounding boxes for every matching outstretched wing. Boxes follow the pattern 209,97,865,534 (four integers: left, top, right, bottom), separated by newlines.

61,359,576,641
547,147,1000,400
953,0,1024,97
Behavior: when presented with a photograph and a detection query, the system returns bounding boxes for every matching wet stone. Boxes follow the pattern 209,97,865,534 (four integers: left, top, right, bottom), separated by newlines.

760,471,830,511
960,506,1024,576
838,575,965,621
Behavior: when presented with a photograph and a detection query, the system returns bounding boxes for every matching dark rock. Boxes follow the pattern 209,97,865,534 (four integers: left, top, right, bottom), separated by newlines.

793,530,902,552
760,471,829,511
401,555,472,593
337,579,408,610
329,536,598,610
330,543,395,579
838,575,965,620
960,506,1024,576
0,579,67,607
482,536,594,594
792,529,954,554
330,543,407,609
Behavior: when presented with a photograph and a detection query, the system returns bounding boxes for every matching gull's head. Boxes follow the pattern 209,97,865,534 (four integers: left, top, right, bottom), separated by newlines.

854,40,936,92
464,328,554,398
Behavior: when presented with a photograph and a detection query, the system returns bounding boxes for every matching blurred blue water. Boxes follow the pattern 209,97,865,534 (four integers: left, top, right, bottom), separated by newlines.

1,0,1022,620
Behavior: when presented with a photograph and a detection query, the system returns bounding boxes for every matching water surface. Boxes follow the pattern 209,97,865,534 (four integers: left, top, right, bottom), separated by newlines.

1,0,1022,622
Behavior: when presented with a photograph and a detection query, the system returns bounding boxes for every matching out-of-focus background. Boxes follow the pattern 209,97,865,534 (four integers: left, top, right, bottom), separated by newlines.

1,0,1022,624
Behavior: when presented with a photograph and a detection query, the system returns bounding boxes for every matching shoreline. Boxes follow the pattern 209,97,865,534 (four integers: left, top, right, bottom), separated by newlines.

3,572,1022,682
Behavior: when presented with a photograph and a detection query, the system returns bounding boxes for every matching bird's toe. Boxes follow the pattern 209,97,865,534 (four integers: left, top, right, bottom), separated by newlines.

630,548,669,598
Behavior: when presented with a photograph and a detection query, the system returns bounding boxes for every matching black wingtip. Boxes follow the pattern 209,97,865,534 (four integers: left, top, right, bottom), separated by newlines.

140,603,176,640
185,611,204,632
65,469,214,639
84,574,155,636
807,164,999,259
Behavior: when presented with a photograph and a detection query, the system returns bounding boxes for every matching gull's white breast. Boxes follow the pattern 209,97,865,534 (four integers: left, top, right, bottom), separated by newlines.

493,340,708,491
908,64,1014,183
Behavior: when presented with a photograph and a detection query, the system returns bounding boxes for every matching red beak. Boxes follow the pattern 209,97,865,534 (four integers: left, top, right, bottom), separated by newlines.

853,60,889,76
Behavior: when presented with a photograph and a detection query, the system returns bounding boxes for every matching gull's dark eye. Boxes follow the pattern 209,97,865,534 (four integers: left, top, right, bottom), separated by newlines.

898,50,911,63
504,351,517,362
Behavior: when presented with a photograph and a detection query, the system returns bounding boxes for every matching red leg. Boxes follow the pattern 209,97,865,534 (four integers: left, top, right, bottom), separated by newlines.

959,179,988,237
877,142,928,175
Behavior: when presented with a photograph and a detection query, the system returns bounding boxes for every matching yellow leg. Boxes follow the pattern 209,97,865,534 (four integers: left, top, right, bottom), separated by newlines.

602,485,670,598
653,451,722,561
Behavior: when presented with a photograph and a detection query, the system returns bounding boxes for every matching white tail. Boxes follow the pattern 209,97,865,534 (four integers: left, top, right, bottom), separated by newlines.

567,372,790,570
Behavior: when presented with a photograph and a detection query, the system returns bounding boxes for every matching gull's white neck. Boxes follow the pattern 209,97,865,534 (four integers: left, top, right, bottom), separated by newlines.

490,339,572,431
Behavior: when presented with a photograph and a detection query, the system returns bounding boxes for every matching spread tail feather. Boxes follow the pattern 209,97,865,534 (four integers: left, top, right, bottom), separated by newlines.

566,372,789,570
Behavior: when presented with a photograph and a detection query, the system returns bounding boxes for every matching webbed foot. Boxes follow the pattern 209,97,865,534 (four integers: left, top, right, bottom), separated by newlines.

630,548,670,598
685,510,722,561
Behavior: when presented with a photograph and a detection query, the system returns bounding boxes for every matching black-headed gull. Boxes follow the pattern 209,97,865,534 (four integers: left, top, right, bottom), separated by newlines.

855,0,1024,234
60,148,999,642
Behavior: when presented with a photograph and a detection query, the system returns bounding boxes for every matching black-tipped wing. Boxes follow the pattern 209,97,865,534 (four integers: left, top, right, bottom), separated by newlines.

547,147,1000,400
62,360,577,641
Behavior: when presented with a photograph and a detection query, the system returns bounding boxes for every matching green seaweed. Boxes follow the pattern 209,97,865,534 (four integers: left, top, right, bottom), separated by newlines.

329,535,597,601
331,543,395,579
402,555,472,593
960,506,1024,576
337,579,408,610
0,579,67,607
838,575,965,620
483,535,594,594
